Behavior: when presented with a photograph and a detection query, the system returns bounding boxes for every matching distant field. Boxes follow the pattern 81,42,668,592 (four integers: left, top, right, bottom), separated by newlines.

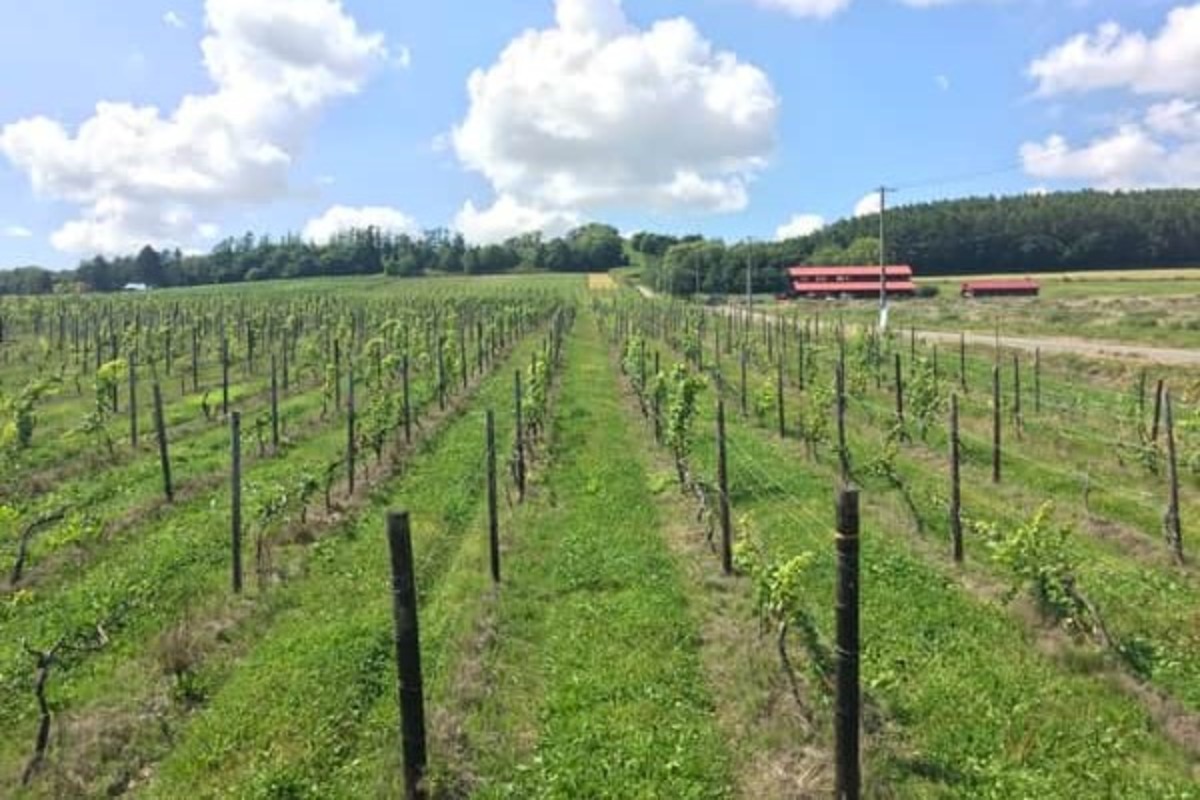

764,268,1200,350
923,267,1200,300
587,272,618,290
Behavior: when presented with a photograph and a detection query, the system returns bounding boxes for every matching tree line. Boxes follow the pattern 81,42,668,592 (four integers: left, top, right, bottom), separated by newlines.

634,189,1200,295
0,224,625,295
4,189,1200,295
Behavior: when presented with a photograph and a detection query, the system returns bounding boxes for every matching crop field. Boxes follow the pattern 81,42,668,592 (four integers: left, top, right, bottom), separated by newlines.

1,273,1199,797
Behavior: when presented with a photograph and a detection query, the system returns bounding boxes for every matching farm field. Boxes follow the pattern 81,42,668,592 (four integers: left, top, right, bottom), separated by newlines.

789,268,1200,352
1,272,1199,797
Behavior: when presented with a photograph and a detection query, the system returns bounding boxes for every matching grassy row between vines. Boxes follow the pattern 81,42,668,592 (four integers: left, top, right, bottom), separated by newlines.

611,298,1199,796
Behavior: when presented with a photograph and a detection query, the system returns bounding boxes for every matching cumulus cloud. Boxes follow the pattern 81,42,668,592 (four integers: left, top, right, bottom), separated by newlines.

1028,4,1200,97
451,0,778,239
1020,126,1167,187
455,195,582,245
0,0,392,255
775,213,825,240
1021,5,1200,188
303,204,418,243
163,10,185,29
2,225,33,238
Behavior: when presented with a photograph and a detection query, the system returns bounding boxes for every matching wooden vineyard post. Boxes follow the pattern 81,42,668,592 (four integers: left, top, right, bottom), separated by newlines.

221,334,230,417
270,354,280,452
128,348,139,448
638,337,647,402
776,354,786,438
798,330,806,391
437,336,446,412
231,411,243,594
347,365,356,494
837,361,850,483
282,341,290,393
153,382,173,502
717,399,733,575
403,355,412,445
334,338,342,412
514,370,526,500
949,394,962,563
1138,370,1147,425
959,332,967,392
893,352,905,439
909,326,916,361
486,410,500,584
459,333,468,390
1164,390,1184,564
653,351,662,444
1152,379,1165,442
191,327,199,393
834,487,861,800
385,512,429,800
740,346,748,417
476,320,485,377
992,365,1002,484
1034,347,1041,414
110,332,119,412
1012,353,1022,433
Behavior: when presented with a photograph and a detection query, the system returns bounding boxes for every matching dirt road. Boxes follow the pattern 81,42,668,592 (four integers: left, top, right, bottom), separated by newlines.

915,329,1200,367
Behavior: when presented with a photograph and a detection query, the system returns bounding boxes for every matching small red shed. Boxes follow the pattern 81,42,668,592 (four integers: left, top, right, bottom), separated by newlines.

787,265,916,299
960,279,1040,298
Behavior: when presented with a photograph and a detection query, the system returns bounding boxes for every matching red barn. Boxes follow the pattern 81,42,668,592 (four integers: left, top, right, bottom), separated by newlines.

786,265,916,299
961,279,1040,298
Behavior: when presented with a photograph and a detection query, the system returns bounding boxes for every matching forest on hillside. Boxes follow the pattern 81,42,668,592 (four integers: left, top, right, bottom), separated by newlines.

636,189,1200,294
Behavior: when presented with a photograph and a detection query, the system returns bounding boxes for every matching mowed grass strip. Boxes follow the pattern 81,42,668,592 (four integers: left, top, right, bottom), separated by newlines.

466,315,732,798
143,333,545,797
676,361,1199,797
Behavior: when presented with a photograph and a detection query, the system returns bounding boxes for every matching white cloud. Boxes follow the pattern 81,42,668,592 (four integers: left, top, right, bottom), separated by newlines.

303,204,418,243
455,195,581,245
452,0,778,236
854,191,882,217
0,0,393,255
163,10,185,29
935,74,951,91
3,225,33,238
1020,116,1200,188
775,213,825,240
748,0,851,19
1146,98,1200,138
1028,5,1200,97
1021,5,1200,188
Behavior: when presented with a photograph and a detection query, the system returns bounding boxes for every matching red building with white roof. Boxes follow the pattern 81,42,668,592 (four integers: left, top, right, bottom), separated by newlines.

786,265,916,299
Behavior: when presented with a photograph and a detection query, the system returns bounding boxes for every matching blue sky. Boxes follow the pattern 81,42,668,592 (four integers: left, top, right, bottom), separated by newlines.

0,0,1196,269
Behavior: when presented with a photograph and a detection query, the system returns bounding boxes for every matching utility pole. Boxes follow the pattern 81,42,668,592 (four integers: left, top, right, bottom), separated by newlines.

877,186,896,332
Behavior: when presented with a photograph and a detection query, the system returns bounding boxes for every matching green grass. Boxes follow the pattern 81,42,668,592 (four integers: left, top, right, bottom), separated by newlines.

625,302,1200,796
453,312,732,798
